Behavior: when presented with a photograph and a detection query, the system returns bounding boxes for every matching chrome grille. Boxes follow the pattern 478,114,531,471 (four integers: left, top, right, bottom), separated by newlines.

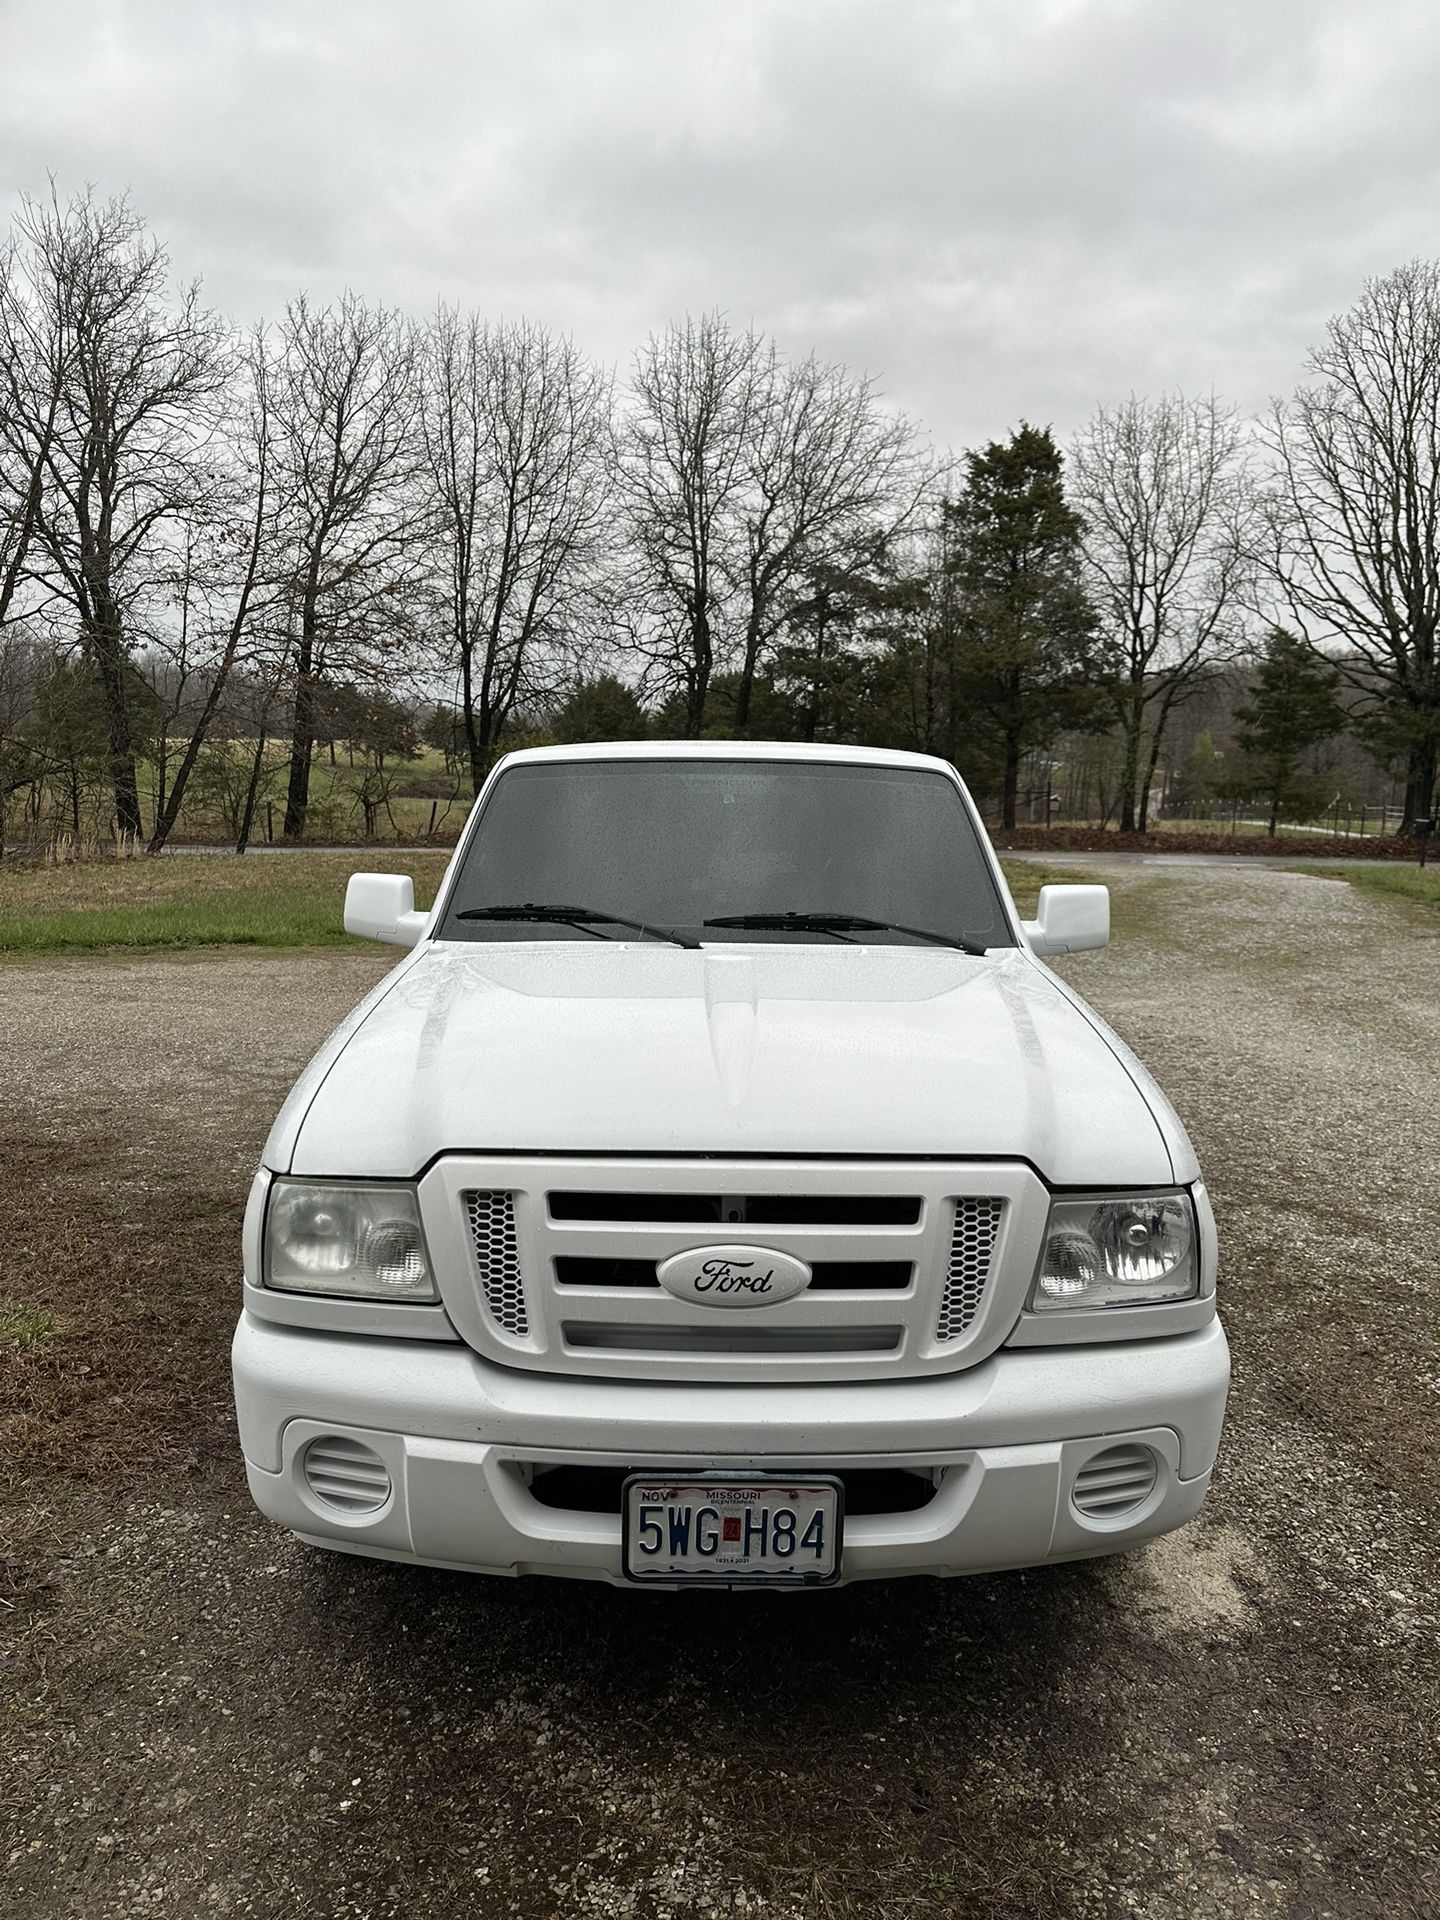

935,1197,1005,1340
463,1189,528,1334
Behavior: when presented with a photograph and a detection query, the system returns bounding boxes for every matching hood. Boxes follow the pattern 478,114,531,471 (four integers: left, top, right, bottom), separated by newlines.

274,942,1176,1185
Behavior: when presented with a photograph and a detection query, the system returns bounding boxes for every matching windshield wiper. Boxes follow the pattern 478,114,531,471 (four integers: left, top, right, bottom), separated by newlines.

454,903,699,949
703,911,986,955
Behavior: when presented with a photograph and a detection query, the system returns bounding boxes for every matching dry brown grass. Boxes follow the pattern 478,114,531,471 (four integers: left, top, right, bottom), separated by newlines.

0,1128,242,1484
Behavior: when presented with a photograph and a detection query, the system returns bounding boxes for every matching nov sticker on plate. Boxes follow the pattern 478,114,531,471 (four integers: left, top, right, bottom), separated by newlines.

622,1474,843,1585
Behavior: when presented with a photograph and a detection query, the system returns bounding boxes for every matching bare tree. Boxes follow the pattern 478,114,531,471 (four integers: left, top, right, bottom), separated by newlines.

620,314,763,732
267,293,419,838
0,625,48,854
147,329,275,852
1071,393,1253,831
0,233,68,635
420,310,612,790
732,349,926,731
12,191,228,837
1263,261,1440,831
620,316,928,735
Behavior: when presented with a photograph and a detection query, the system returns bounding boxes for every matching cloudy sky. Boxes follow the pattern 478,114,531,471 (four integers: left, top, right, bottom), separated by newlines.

4,0,1439,453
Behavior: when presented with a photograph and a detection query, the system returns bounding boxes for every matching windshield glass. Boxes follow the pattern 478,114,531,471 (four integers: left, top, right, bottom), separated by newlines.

437,758,1014,948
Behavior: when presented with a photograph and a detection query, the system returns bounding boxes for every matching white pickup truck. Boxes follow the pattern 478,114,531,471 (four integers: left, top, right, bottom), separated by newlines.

233,742,1229,1588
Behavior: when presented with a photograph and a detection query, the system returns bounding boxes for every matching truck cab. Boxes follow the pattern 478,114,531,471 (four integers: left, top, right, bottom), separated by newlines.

233,742,1228,1587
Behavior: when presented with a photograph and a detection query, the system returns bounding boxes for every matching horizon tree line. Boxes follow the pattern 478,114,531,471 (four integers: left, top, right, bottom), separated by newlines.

1,186,1436,854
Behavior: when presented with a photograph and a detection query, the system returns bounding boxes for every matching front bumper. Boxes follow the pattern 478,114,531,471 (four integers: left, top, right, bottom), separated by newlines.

232,1313,1230,1586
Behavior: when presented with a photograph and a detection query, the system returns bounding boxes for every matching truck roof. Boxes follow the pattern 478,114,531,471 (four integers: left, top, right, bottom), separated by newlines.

495,740,961,774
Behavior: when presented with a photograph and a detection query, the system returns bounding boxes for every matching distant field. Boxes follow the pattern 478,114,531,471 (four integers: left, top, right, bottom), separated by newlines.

0,851,1068,956
11,742,474,853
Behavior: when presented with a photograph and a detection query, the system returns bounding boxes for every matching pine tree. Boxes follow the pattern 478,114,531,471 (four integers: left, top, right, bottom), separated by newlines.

1233,629,1345,834
944,425,1107,827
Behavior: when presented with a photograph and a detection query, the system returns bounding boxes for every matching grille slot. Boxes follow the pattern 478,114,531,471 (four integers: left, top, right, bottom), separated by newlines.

562,1322,903,1356
463,1189,528,1335
553,1257,912,1291
301,1436,391,1514
1071,1444,1159,1520
935,1197,1004,1339
528,1464,940,1516
548,1192,920,1226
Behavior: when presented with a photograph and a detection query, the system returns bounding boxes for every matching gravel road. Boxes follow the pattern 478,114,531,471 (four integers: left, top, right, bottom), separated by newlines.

2,867,1437,1919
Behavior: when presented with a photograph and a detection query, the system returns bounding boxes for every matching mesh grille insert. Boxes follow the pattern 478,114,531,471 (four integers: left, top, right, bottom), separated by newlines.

936,1197,1004,1340
463,1189,528,1335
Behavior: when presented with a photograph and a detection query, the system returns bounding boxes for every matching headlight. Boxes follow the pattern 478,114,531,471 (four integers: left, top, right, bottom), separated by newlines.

265,1182,438,1301
1029,1192,1197,1311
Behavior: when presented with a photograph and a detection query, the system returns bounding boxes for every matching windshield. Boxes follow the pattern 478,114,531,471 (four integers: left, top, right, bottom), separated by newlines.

437,758,1014,948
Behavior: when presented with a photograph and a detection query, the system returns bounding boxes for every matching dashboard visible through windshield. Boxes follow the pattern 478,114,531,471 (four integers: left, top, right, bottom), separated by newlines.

436,758,1014,949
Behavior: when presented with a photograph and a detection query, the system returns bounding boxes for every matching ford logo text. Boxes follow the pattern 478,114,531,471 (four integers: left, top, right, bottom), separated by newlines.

656,1244,812,1309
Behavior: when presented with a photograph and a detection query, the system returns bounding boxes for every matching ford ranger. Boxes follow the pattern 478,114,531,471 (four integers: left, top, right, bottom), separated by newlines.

233,742,1229,1587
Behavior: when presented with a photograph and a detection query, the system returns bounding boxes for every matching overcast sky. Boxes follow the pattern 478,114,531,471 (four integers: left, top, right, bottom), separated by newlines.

4,0,1439,454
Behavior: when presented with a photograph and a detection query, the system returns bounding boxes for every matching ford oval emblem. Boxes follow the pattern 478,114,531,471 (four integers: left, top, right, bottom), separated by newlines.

656,1244,812,1309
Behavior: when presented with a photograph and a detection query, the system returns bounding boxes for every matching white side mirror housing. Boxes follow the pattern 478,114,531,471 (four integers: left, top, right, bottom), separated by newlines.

1022,883,1109,957
344,872,430,948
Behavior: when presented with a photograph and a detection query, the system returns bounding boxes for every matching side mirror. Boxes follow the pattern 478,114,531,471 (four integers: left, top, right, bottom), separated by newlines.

1022,883,1109,957
344,872,430,948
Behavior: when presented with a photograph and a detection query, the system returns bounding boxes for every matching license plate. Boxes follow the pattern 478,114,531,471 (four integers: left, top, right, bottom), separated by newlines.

622,1474,843,1585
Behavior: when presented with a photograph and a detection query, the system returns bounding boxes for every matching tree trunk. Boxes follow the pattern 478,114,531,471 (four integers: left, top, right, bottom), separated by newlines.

801,596,830,742
1001,732,1021,830
685,599,713,737
1117,697,1142,833
456,638,488,795
236,728,268,854
1137,725,1167,833
150,669,239,852
87,601,143,837
283,662,316,838
284,570,323,837
734,610,763,733
1402,730,1438,831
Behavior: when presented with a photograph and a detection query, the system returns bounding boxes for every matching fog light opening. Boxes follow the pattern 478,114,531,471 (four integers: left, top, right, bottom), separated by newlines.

300,1435,393,1516
1070,1443,1160,1525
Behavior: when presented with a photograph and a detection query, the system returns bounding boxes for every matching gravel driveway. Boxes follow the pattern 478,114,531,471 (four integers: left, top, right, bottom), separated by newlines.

2,867,1436,1919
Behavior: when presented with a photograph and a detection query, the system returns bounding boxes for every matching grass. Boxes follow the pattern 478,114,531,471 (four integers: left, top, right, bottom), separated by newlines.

1291,862,1440,912
0,850,1088,957
0,1129,242,1481
0,851,456,956
0,1302,58,1350
998,858,1102,914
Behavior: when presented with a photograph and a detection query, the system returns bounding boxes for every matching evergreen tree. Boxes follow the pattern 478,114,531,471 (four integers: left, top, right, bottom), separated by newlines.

944,425,1107,827
550,674,650,743
1232,629,1345,834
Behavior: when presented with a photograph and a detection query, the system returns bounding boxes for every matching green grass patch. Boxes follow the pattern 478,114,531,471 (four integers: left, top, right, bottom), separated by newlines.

1290,863,1440,913
0,849,1100,957
998,858,1104,916
0,851,456,956
0,1301,59,1350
